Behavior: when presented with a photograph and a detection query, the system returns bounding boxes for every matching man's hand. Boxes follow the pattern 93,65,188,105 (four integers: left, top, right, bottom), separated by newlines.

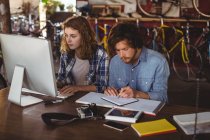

105,86,150,99
118,86,136,98
118,87,150,99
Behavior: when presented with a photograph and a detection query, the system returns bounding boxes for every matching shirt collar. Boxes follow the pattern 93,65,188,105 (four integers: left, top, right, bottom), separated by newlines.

139,46,147,62
133,46,147,67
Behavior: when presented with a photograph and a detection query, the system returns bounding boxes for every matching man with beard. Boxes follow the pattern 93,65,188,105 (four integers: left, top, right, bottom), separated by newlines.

104,22,169,102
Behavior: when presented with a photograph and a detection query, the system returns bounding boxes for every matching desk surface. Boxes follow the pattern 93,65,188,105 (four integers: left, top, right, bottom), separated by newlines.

0,88,209,140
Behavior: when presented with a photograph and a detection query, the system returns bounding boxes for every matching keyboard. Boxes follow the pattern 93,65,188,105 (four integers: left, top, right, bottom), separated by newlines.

22,88,73,99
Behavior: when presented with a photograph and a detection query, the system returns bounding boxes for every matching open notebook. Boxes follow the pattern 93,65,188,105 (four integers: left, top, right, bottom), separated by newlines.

76,92,165,116
101,96,138,106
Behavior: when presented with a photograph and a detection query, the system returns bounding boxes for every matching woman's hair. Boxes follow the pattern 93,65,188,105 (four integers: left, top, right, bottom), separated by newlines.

107,22,143,57
60,16,98,59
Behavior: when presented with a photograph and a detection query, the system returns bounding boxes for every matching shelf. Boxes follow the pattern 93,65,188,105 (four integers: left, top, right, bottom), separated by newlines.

88,17,209,23
87,17,210,27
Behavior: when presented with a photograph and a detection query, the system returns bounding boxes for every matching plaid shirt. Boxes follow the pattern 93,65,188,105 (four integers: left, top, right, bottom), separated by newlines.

57,46,109,93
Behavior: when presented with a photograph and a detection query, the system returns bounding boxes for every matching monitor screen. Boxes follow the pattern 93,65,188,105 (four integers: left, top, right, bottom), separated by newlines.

0,34,58,106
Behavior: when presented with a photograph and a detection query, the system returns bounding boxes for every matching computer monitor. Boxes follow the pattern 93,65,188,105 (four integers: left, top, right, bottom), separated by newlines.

0,33,58,106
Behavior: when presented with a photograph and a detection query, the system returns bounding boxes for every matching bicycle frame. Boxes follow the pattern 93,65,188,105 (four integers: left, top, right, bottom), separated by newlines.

149,22,203,81
94,19,110,52
193,22,210,64
155,24,190,64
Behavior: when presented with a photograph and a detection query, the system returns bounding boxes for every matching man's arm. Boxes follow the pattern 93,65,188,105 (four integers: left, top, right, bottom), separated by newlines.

147,59,170,102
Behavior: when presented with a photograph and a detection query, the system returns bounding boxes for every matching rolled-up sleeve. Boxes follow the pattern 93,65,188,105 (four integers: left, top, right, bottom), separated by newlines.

147,59,170,102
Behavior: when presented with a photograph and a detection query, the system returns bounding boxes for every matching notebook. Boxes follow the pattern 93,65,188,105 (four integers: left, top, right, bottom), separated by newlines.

173,112,210,135
76,92,165,116
101,96,138,106
104,108,142,123
173,112,210,125
131,119,176,137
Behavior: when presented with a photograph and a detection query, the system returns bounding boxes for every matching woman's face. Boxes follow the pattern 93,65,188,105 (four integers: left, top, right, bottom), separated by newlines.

64,27,82,50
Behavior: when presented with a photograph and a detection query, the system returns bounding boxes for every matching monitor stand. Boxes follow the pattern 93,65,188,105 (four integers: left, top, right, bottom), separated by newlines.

8,65,43,107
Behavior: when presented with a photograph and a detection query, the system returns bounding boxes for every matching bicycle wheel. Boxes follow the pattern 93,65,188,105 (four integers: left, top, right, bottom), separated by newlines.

172,45,203,82
197,40,210,81
193,0,210,18
144,31,170,62
137,0,176,17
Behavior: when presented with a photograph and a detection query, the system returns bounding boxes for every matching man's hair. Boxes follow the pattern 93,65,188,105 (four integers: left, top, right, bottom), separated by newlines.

107,22,143,57
60,16,97,59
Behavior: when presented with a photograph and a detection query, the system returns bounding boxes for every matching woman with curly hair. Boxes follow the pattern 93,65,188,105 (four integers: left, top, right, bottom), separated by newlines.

57,16,109,96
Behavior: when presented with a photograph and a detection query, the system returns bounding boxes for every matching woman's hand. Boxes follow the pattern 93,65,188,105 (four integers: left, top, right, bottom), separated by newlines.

59,85,81,95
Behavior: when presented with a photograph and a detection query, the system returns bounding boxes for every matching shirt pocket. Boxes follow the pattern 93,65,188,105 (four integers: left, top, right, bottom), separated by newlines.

116,78,128,89
137,78,154,92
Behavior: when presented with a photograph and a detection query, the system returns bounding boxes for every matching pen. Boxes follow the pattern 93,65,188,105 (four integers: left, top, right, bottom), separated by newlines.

117,93,121,99
117,83,129,98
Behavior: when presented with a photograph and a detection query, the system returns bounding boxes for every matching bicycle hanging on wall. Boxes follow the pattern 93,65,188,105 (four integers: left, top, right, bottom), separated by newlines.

137,0,182,17
192,0,210,18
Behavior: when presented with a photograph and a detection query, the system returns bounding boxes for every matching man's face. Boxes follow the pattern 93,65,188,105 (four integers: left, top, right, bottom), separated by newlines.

115,40,139,64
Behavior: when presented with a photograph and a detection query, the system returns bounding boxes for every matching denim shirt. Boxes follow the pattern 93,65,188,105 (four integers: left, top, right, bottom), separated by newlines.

108,47,170,102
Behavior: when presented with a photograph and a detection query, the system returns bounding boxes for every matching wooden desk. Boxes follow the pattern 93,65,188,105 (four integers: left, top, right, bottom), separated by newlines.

0,88,209,140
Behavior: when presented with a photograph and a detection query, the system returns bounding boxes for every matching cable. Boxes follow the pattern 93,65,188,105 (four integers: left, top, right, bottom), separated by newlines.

192,72,201,140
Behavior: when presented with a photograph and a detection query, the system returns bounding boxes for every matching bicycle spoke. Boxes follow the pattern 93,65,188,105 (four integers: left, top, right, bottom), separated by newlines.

173,46,203,82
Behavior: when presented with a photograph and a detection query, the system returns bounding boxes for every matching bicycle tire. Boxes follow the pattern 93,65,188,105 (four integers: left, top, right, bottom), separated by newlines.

172,45,203,82
193,0,210,18
137,0,174,17
196,39,210,81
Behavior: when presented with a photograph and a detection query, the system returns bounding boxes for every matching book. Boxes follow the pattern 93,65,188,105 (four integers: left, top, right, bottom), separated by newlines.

131,119,176,137
101,96,138,106
104,108,142,123
173,112,210,125
76,92,165,116
173,112,210,135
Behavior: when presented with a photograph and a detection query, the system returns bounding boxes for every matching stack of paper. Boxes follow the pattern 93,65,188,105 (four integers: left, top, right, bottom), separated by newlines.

173,112,210,135
131,119,176,137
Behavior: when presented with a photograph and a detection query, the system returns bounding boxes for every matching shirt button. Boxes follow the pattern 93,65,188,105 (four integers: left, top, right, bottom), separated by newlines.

145,82,148,84
132,80,134,82
132,69,134,71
